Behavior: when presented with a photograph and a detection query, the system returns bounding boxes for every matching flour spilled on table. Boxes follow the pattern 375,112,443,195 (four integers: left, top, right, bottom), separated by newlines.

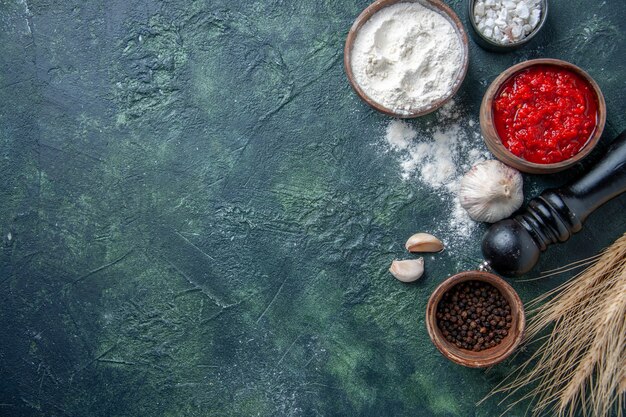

383,100,491,248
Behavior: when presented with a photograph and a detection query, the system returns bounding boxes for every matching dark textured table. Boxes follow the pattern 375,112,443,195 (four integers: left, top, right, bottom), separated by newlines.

1,0,624,416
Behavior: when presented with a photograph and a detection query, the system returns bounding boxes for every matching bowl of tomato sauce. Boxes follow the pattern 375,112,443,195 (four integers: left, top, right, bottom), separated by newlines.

480,59,606,174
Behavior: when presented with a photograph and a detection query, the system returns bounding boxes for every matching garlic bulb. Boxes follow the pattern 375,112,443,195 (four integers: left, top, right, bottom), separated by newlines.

389,258,424,282
459,160,523,223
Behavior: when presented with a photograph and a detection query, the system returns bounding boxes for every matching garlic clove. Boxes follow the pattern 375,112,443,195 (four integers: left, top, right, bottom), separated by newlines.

405,233,444,253
389,258,424,282
459,160,523,223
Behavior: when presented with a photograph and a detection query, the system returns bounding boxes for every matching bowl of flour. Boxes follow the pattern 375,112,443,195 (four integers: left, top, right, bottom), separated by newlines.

345,0,469,118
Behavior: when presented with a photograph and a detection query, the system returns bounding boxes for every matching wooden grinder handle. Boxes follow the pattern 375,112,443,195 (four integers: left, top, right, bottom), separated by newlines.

482,130,626,276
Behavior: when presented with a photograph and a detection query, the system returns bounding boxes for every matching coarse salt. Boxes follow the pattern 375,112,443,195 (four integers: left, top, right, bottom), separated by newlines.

473,0,542,44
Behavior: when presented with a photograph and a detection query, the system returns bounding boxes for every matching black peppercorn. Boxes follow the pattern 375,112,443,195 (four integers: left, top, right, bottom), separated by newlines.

436,280,512,352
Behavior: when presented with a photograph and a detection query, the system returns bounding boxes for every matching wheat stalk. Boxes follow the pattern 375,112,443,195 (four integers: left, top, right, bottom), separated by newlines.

483,232,626,417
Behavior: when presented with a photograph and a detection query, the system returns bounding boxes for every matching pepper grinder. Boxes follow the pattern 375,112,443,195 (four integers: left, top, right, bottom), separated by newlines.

482,130,626,276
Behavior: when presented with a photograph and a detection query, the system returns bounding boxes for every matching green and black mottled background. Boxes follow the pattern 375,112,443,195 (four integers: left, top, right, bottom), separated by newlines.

1,0,624,416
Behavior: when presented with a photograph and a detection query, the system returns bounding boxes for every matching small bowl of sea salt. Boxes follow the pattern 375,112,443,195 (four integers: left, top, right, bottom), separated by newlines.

467,0,548,52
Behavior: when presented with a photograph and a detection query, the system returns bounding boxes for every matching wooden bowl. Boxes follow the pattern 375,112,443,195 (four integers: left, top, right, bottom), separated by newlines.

344,0,469,118
425,271,525,368
480,59,606,174
467,0,548,53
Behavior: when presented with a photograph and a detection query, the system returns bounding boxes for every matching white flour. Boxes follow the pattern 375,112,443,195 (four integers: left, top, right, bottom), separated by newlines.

385,118,416,150
351,2,463,114
383,101,491,247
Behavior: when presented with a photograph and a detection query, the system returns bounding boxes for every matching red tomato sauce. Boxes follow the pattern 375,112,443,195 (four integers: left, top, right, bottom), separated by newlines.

493,65,598,164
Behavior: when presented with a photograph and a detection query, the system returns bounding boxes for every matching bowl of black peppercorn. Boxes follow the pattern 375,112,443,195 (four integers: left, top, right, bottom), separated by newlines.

425,271,525,368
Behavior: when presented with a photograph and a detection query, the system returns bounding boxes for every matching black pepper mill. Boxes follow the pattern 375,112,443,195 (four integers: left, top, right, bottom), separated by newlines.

482,130,626,276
